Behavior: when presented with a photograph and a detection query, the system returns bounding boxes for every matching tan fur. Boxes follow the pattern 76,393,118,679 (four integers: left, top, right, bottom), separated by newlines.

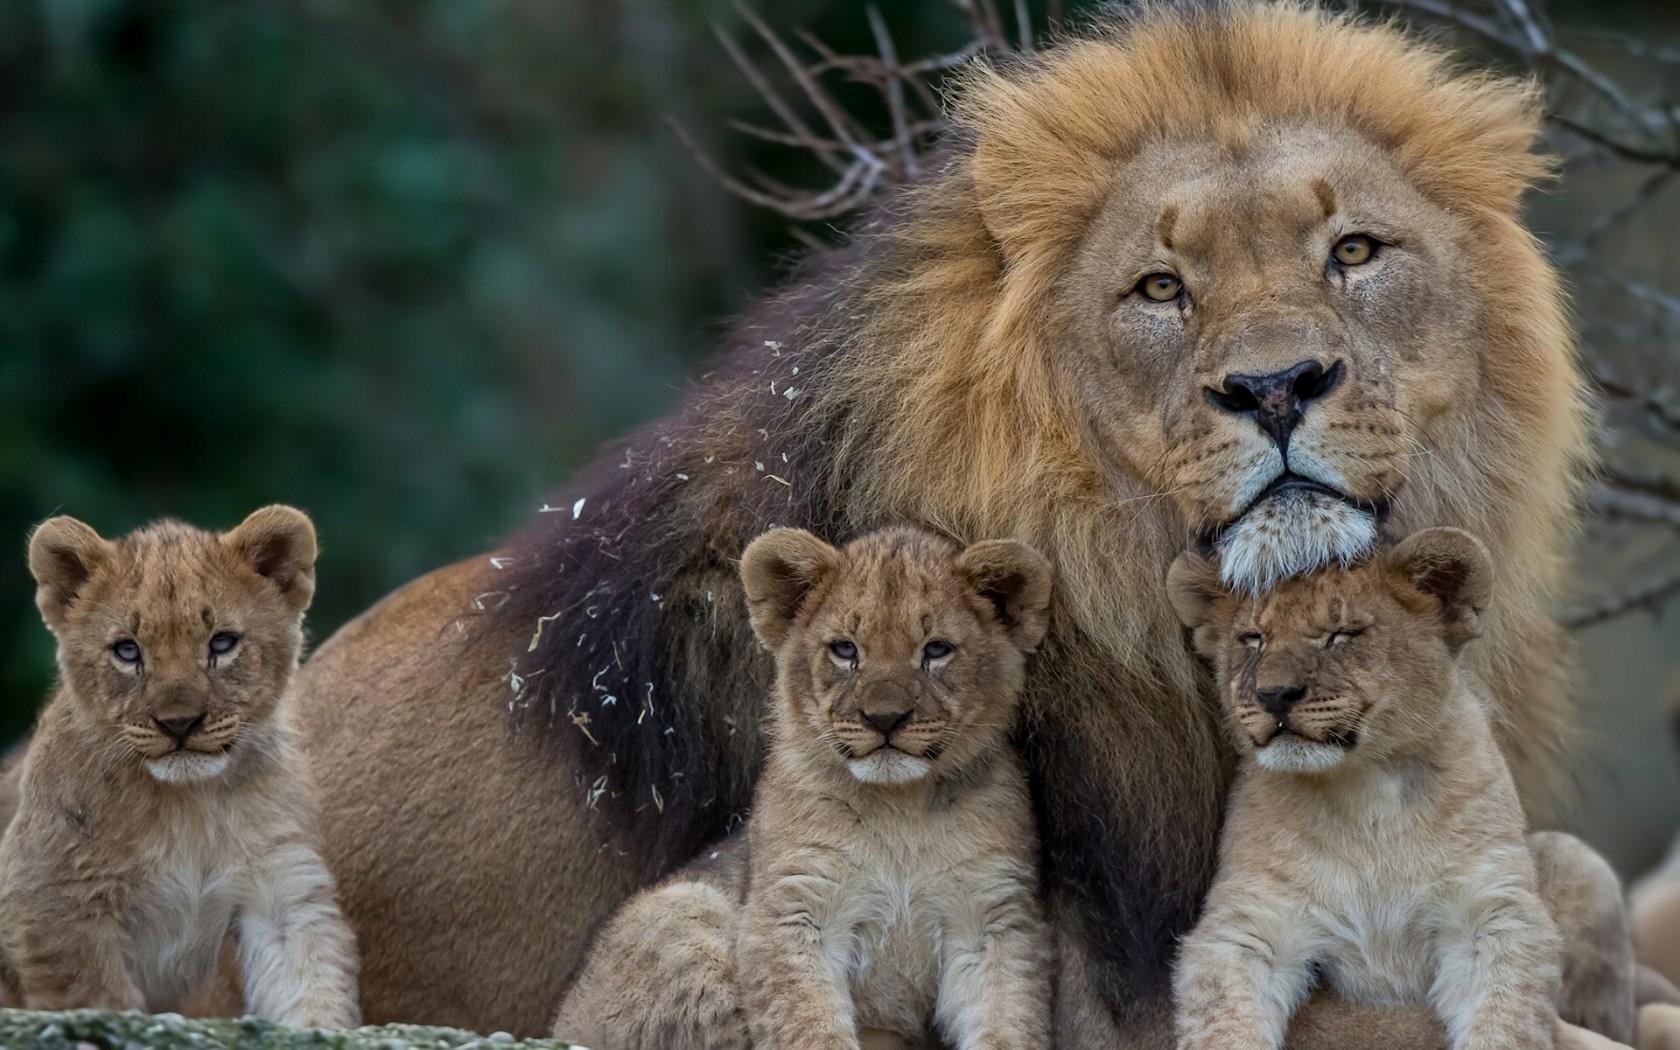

280,5,1590,1038
557,528,1053,1050
0,509,359,1029
1168,530,1597,1050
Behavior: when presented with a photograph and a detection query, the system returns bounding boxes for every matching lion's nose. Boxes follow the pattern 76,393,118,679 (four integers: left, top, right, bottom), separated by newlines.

860,681,915,738
154,714,204,745
1207,359,1343,453
1255,686,1307,719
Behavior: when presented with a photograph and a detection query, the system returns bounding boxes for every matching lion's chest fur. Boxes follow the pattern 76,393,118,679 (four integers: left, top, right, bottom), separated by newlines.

111,779,283,1007
127,853,243,1005
825,851,960,1033
745,753,1039,1041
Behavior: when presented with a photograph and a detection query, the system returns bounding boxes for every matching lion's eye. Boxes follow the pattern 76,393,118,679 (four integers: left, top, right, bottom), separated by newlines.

112,639,142,664
1136,272,1183,303
1238,632,1263,649
829,640,858,662
209,632,241,656
1332,234,1376,266
922,640,953,663
1326,628,1363,648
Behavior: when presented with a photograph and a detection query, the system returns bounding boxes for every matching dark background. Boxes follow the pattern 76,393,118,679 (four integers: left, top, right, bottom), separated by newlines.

4,0,1679,877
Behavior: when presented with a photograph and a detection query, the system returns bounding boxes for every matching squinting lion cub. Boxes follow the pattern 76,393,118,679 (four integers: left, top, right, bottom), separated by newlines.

0,507,359,1028
1168,528,1630,1050
554,526,1054,1050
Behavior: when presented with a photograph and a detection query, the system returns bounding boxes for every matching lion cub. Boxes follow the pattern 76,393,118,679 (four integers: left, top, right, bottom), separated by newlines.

0,507,359,1028
1167,528,1560,1050
734,526,1053,1050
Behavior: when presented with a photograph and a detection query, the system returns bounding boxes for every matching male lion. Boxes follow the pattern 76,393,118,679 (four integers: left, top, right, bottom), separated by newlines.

288,4,1596,1044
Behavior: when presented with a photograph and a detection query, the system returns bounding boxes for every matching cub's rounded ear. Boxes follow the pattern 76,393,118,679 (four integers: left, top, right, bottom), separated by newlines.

28,516,113,630
225,505,318,614
739,528,841,651
956,539,1053,652
1166,551,1227,656
1388,527,1493,649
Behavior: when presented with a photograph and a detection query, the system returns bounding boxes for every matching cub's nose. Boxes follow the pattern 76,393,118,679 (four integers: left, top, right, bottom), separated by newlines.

154,714,205,745
859,681,915,739
1206,359,1343,453
1255,686,1307,720
861,707,912,737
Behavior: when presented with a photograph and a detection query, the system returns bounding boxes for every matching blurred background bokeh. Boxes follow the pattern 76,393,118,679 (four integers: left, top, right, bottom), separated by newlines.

3,0,1679,881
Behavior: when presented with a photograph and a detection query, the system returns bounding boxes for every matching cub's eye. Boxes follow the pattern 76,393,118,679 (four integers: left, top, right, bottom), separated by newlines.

922,640,954,663
1326,628,1364,648
1332,234,1377,267
829,640,858,662
112,639,142,664
1136,272,1183,303
1238,632,1263,649
209,632,241,656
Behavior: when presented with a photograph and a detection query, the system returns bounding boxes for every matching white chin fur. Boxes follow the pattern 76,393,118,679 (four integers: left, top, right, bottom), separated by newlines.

145,752,232,784
1217,489,1377,594
1254,737,1348,774
849,751,932,785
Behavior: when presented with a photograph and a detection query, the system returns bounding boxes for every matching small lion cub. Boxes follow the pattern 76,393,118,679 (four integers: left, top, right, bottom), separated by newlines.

1167,528,1558,1050
735,526,1054,1050
0,507,359,1028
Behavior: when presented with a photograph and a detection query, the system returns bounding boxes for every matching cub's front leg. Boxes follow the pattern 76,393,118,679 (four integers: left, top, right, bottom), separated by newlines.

1173,900,1316,1050
5,912,145,1013
0,830,146,1014
737,875,857,1050
1429,884,1561,1050
934,877,1052,1049
237,838,360,1029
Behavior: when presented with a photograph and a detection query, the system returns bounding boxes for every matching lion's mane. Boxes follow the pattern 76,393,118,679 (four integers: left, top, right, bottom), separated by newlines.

502,1,1588,1006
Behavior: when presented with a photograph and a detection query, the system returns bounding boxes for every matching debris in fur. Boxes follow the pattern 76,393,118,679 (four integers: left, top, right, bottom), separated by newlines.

571,497,587,519
570,710,600,746
528,612,563,652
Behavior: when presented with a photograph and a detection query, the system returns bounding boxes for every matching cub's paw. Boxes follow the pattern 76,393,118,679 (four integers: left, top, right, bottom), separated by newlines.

1640,1004,1680,1050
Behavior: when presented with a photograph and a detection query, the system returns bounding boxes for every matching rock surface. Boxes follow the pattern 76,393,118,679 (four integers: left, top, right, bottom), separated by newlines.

0,1010,578,1049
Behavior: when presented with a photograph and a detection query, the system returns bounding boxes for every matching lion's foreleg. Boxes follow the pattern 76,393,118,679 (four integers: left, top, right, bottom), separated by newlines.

1172,901,1313,1050
934,883,1053,1049
737,876,858,1050
237,839,360,1029
552,878,749,1050
1532,831,1638,1044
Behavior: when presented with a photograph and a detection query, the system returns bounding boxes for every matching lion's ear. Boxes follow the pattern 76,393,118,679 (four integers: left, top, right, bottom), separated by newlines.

739,528,841,651
1388,527,1492,650
224,505,318,615
28,516,114,631
956,539,1053,652
1166,551,1227,657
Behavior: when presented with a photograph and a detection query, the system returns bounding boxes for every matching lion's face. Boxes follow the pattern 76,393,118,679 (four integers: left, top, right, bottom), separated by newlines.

1169,527,1492,775
28,507,317,784
1064,127,1480,592
739,527,1050,786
